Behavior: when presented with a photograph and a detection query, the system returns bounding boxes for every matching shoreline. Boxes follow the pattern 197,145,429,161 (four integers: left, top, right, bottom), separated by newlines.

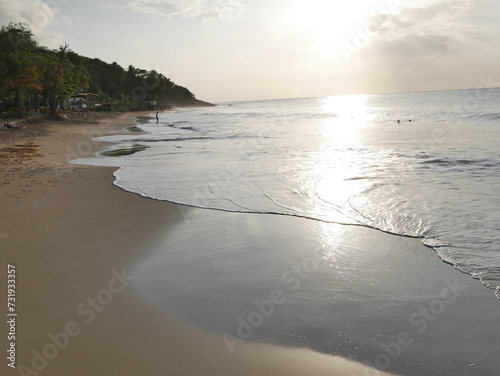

0,112,394,375
132,205,500,375
1,111,498,375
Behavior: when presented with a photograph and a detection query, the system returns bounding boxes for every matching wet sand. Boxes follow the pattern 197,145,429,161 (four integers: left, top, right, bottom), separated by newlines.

0,112,498,375
0,112,394,375
136,208,500,375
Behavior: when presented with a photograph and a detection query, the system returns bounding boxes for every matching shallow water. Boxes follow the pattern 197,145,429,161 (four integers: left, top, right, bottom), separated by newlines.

75,88,500,298
97,143,148,157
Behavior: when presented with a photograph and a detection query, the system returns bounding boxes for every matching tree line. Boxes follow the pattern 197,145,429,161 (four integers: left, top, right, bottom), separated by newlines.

0,22,205,118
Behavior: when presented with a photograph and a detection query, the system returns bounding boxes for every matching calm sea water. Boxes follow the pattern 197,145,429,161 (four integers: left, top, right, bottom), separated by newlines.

76,88,500,299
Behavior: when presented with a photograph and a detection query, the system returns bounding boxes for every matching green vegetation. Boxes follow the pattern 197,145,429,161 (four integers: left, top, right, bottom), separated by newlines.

0,22,209,119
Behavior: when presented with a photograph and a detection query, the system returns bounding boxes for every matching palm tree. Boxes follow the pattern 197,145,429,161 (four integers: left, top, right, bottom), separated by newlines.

0,53,42,118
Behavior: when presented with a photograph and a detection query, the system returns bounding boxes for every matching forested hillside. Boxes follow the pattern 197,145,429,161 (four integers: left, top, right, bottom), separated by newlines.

0,22,211,118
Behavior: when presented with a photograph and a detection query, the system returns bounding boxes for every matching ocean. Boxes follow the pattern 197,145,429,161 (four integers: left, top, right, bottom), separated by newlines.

76,88,500,300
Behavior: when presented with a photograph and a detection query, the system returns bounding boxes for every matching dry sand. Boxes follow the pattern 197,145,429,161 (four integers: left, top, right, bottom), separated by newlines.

0,112,397,375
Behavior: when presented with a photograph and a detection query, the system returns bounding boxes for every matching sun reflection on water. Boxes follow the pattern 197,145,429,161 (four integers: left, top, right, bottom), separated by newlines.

319,95,373,148
296,95,375,224
321,94,372,119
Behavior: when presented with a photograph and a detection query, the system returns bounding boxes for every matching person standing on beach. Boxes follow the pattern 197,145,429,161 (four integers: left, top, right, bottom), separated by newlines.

156,112,159,123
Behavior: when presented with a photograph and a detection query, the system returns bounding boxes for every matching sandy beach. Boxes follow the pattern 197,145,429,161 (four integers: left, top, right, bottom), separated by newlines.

1,112,499,376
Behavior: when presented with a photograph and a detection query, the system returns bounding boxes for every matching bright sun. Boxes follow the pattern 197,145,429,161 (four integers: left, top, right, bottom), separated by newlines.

295,1,364,35
293,0,387,50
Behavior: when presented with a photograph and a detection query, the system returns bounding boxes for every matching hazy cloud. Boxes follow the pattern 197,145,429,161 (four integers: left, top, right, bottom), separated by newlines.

395,0,471,25
341,0,494,95
0,0,64,46
364,0,475,60
113,0,244,22
375,34,453,58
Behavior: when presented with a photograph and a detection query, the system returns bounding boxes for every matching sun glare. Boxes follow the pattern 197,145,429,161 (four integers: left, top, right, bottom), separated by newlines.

294,0,372,43
300,95,372,224
321,95,371,120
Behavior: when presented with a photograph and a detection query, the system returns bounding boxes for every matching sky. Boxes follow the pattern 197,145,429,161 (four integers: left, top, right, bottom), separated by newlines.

1,0,500,102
